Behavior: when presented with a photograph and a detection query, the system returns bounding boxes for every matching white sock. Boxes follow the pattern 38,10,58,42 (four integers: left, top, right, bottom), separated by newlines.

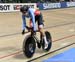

44,36,48,49
44,36,48,44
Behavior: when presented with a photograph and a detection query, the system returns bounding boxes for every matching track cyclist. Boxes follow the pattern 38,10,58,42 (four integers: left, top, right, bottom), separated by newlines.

20,6,48,49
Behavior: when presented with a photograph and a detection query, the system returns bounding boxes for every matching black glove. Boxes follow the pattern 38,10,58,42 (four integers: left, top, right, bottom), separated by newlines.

22,30,25,35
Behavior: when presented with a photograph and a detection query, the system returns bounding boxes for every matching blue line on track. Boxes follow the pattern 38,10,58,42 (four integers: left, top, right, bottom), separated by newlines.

43,48,75,62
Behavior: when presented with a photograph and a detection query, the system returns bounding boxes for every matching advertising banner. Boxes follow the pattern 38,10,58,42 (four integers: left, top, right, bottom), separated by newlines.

0,4,13,12
38,2,75,10
0,3,37,12
37,3,43,10
13,3,37,11
60,2,67,8
43,3,61,9
38,3,61,10
67,2,75,7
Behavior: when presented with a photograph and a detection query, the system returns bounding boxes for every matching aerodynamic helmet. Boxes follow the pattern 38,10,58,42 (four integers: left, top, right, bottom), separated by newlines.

20,6,29,13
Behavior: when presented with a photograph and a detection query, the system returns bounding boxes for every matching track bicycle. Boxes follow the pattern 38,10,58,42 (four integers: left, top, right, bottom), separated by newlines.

23,21,52,58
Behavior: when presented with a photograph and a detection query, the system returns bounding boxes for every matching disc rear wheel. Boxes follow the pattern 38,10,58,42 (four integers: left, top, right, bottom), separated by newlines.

42,31,52,52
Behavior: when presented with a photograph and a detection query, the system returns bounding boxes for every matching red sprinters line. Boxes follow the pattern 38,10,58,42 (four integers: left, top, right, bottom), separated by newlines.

0,50,22,59
53,34,75,42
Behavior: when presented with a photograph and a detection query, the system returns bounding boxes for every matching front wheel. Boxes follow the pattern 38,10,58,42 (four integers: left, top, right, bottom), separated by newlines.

23,36,36,58
42,31,52,52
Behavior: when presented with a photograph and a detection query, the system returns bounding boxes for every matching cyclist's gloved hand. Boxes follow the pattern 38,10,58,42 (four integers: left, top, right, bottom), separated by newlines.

22,29,25,35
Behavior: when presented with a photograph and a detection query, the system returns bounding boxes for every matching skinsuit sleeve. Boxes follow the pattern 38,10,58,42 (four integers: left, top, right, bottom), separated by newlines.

28,8,36,31
22,14,26,30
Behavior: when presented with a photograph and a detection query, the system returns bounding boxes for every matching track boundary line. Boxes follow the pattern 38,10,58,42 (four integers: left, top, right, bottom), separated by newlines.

44,22,75,29
53,34,75,42
27,34,75,62
27,43,75,62
0,22,75,38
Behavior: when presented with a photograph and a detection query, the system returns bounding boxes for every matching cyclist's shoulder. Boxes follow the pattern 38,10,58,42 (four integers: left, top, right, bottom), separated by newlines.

28,8,36,12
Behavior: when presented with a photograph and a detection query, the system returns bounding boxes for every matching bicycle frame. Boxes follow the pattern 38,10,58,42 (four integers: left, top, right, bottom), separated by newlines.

26,25,40,42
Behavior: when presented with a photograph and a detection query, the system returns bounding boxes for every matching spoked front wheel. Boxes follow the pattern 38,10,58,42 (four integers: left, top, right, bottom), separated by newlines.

42,31,52,52
23,36,36,58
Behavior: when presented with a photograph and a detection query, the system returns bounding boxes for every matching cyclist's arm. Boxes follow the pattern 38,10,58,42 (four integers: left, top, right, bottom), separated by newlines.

29,11,36,31
22,15,26,30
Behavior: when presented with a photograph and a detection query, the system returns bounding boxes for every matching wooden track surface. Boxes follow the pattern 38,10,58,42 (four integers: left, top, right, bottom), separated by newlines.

0,7,75,62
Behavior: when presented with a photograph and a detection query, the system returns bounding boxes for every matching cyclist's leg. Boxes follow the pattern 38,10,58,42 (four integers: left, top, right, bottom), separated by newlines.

36,14,44,37
37,14,48,49
35,13,45,38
